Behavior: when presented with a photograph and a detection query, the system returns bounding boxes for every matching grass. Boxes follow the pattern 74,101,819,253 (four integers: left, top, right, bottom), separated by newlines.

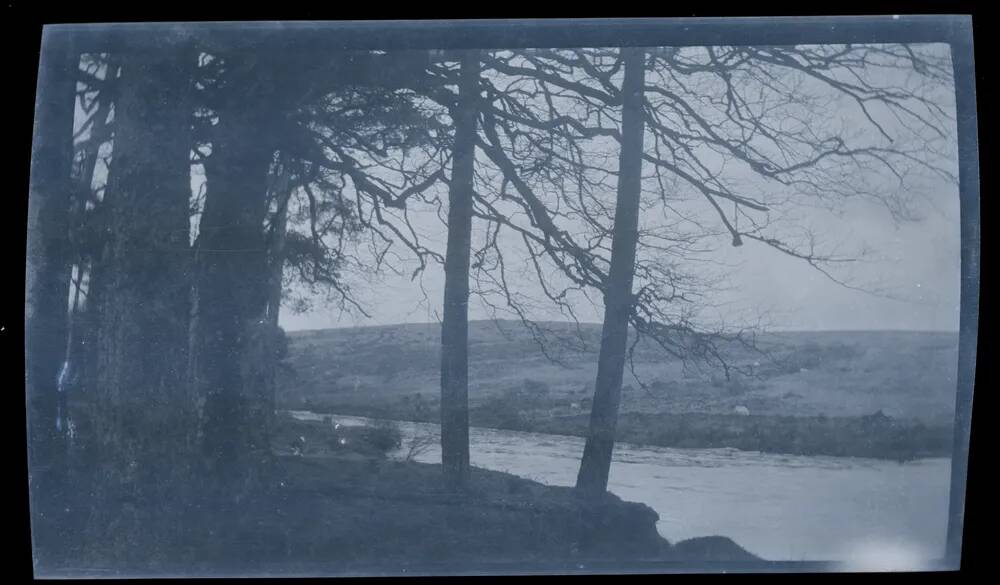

534,411,951,461
276,321,959,460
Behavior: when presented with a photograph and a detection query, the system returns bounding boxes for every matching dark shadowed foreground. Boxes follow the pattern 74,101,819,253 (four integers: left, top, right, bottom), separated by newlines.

33,414,756,577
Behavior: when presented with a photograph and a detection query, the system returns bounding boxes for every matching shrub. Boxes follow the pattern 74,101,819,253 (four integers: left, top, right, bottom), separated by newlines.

403,430,436,462
274,326,289,360
725,374,753,395
474,393,529,429
523,379,550,396
777,341,864,374
360,420,403,453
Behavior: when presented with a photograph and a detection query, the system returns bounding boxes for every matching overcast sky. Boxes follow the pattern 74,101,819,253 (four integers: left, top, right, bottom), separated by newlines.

279,181,962,333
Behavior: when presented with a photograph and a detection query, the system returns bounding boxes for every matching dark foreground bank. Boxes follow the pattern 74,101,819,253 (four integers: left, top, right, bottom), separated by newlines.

32,416,757,577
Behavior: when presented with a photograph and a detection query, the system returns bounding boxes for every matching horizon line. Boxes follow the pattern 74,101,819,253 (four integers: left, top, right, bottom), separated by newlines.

281,318,960,335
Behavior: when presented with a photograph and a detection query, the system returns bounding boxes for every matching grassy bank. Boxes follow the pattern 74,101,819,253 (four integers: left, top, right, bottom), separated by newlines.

275,322,958,461
519,411,952,461
285,397,953,461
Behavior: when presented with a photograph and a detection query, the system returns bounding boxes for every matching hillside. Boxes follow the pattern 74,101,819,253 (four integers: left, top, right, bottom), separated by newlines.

277,320,959,428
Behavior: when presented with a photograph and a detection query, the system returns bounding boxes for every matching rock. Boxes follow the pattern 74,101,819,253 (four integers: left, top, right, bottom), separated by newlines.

672,536,760,562
861,409,892,427
574,495,667,558
290,435,307,456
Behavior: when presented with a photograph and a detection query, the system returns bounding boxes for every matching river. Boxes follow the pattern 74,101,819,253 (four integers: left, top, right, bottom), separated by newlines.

288,411,951,567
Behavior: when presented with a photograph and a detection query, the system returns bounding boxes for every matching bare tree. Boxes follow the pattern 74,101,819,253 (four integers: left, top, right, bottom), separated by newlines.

575,47,647,495
439,51,481,488
453,44,956,494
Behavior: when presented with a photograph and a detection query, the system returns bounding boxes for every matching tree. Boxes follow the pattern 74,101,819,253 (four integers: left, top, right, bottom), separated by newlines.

264,153,296,329
64,52,120,454
461,44,955,494
439,51,481,487
266,55,466,486
194,50,279,487
261,153,296,426
575,47,646,495
87,42,199,558
191,46,444,486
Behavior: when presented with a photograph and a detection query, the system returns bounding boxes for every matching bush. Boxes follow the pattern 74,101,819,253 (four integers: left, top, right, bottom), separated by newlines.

725,374,753,395
708,372,753,394
359,420,403,453
776,341,864,374
273,326,289,360
473,393,529,429
522,379,550,397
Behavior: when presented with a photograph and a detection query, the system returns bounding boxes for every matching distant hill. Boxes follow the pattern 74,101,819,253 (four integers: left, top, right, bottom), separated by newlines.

277,320,959,425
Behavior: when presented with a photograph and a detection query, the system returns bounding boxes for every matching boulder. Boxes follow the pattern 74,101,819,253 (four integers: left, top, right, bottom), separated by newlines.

672,536,760,562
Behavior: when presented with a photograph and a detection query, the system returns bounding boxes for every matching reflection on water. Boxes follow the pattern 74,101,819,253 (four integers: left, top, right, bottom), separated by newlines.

288,411,951,563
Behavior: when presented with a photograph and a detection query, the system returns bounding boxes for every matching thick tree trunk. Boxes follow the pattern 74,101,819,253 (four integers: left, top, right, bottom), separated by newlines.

88,47,197,556
440,51,480,489
25,27,77,557
196,75,276,488
575,47,646,497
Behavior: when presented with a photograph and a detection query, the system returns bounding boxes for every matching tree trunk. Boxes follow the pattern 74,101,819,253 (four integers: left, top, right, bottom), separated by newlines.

195,67,276,488
262,158,293,430
266,158,293,329
63,68,115,453
25,27,77,559
88,47,197,557
440,51,480,489
575,47,646,497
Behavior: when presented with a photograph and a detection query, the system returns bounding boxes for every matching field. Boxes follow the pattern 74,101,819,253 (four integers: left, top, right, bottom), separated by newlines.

276,321,959,458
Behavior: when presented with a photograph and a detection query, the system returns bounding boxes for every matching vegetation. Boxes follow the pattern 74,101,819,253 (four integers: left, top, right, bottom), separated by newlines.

545,412,951,461
275,322,958,460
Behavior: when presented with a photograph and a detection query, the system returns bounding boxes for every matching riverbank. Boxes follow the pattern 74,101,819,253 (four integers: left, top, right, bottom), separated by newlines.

286,398,953,462
259,414,760,568
35,414,758,577
496,410,953,462
278,323,957,461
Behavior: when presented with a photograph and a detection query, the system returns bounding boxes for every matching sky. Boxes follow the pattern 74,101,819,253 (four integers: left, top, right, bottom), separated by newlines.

279,178,962,333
